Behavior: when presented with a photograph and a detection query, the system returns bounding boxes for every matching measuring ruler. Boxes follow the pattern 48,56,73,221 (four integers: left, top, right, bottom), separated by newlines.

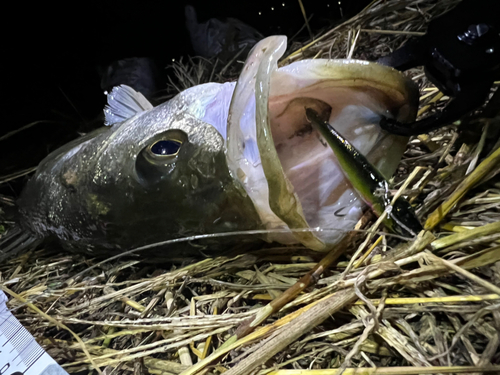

0,291,68,375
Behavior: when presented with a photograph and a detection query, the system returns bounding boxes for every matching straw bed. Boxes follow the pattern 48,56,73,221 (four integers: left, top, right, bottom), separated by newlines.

1,1,499,374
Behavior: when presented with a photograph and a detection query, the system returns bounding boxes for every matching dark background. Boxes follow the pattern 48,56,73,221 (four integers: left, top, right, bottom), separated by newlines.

3,0,370,191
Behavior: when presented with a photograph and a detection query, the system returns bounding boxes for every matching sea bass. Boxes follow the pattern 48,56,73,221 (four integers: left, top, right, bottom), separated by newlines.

15,36,418,257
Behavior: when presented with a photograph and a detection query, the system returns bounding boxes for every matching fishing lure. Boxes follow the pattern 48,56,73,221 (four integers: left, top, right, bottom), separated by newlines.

306,108,423,237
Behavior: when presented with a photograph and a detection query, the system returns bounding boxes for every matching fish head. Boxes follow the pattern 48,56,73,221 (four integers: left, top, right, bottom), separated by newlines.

17,85,261,252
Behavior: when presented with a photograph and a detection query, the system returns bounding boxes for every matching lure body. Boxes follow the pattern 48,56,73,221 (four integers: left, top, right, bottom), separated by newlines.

306,108,423,236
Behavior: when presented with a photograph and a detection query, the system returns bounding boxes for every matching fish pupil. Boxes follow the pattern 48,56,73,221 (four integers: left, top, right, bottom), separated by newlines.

151,140,181,155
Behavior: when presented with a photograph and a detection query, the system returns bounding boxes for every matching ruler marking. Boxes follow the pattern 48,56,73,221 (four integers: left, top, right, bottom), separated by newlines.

3,325,23,346
0,290,68,375
24,350,46,374
19,341,42,366
24,346,45,368
10,326,32,351
23,342,44,365
0,315,10,328
1,316,21,338
0,316,15,336
13,339,35,363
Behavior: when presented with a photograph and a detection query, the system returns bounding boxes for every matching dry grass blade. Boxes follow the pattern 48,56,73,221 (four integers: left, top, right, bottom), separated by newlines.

424,251,500,295
297,0,314,40
356,294,500,305
425,147,500,230
0,167,38,185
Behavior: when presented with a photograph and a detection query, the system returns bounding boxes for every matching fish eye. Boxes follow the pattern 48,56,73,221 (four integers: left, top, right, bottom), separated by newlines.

136,130,188,185
139,130,188,169
150,140,182,156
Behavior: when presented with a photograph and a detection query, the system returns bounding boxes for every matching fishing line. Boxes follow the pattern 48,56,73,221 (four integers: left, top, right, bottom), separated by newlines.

66,227,415,283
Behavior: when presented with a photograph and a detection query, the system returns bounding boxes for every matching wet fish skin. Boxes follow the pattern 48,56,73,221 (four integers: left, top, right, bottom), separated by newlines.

305,108,422,237
17,93,262,256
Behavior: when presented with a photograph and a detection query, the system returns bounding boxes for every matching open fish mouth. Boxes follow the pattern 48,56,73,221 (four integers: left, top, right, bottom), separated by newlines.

223,36,418,250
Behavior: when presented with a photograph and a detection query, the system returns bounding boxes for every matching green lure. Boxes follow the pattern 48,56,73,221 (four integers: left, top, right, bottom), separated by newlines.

305,108,422,237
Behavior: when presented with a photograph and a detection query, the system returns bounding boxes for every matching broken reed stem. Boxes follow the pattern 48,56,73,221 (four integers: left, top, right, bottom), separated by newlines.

466,121,489,175
232,234,353,340
425,146,500,230
356,294,499,305
222,288,358,375
180,291,337,375
431,220,500,250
